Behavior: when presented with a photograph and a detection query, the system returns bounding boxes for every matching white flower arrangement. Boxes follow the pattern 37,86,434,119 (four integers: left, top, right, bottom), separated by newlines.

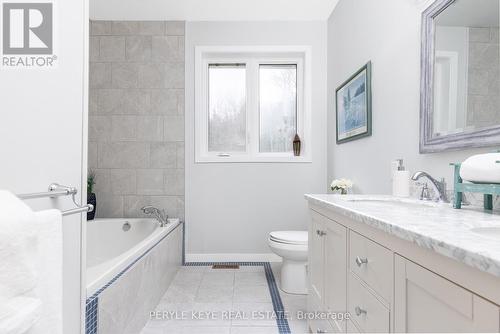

330,178,353,194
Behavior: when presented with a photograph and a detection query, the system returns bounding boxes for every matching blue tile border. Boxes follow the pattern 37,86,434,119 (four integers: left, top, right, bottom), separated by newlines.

85,297,98,334
185,262,291,334
84,222,183,334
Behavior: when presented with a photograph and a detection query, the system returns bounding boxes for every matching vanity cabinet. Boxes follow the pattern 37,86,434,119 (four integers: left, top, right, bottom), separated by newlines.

307,207,500,333
308,210,347,333
394,255,500,333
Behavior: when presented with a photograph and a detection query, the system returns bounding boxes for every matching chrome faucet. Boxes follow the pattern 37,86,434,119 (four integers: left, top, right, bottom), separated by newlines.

411,171,448,203
141,206,168,227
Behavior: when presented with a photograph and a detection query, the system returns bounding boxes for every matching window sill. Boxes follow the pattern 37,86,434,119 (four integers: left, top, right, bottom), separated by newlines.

195,155,312,164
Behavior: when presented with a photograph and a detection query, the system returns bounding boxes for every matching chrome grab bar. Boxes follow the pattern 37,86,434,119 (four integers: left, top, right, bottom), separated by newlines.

17,183,94,217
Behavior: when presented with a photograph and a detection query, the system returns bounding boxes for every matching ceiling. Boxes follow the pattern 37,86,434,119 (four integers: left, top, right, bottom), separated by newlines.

90,0,340,21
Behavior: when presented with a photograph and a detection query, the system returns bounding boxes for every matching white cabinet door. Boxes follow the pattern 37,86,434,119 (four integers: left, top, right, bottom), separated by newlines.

395,255,500,333
309,211,326,307
308,211,326,333
324,220,347,332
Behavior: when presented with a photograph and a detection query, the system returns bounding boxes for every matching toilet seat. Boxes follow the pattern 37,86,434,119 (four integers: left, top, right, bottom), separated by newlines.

269,231,308,245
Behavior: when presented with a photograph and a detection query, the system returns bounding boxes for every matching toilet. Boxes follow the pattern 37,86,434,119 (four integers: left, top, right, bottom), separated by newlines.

268,230,308,295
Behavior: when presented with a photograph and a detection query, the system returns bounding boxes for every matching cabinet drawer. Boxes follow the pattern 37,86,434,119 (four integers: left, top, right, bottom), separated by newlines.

348,273,390,333
349,231,393,302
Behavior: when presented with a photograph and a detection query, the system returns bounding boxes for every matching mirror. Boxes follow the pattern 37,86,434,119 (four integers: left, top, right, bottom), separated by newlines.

420,0,500,152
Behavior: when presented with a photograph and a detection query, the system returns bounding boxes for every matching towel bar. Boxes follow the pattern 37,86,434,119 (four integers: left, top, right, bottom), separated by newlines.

62,204,94,217
17,183,94,217
18,183,77,200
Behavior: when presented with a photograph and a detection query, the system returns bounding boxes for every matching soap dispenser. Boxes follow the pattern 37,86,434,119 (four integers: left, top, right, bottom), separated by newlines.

392,159,410,197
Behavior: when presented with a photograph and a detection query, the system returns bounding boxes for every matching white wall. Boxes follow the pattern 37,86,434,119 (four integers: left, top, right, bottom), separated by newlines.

185,21,327,258
327,0,491,195
0,1,88,332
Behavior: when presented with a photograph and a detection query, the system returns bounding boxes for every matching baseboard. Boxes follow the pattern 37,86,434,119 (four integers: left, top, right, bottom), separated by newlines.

185,253,282,263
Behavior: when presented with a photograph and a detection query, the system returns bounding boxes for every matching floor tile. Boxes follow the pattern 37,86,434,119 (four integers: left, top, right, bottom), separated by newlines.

173,271,204,286
230,326,280,334
162,284,197,303
231,302,276,327
200,271,235,287
141,320,182,334
141,264,307,334
140,325,165,334
182,326,231,334
195,285,234,303
154,301,194,313
233,285,271,303
190,302,233,326
235,272,268,286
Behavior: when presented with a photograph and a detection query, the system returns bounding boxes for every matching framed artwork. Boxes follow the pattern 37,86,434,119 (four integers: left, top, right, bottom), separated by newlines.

336,61,372,144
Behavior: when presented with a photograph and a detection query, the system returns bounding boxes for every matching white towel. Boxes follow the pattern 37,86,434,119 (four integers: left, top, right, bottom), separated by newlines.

0,297,41,334
0,191,63,334
460,153,500,184
27,209,63,334
0,191,38,310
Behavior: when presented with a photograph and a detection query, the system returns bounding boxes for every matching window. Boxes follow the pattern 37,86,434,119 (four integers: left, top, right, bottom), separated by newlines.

208,64,247,152
195,46,311,162
259,64,297,153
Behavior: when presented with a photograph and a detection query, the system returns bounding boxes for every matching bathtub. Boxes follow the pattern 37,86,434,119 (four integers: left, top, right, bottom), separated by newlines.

86,218,181,296
85,218,183,334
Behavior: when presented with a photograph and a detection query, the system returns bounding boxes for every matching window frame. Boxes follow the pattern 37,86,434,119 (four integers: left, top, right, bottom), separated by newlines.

195,46,312,163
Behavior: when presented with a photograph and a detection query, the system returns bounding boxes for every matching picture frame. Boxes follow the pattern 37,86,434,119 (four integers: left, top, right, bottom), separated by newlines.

335,61,372,144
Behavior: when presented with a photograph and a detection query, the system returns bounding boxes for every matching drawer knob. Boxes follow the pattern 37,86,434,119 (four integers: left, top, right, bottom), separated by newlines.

355,306,367,316
355,256,368,267
316,230,327,236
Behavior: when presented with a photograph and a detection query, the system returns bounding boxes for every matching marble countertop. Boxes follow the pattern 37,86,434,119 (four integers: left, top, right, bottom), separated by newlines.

305,194,500,278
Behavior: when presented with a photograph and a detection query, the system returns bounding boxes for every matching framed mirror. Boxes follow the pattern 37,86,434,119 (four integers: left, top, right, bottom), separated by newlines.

420,0,500,153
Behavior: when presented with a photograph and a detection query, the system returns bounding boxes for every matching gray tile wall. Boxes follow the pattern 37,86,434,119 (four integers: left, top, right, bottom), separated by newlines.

467,27,500,128
89,21,185,219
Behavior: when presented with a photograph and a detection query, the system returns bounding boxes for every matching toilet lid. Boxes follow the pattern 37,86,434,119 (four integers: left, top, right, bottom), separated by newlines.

269,231,308,245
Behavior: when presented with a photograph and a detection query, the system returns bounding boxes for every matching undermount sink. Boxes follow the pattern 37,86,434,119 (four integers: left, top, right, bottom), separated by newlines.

343,196,442,208
470,227,500,239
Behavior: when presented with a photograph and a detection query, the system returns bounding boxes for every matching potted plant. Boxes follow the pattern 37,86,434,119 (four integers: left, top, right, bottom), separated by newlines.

330,178,353,195
87,170,97,220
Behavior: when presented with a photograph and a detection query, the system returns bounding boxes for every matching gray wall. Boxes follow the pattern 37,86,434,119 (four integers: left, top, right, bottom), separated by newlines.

89,21,185,219
185,21,327,257
327,0,492,195
467,27,500,128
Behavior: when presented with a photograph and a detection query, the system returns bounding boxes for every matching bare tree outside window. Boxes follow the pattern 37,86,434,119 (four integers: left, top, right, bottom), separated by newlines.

208,64,247,152
259,65,297,153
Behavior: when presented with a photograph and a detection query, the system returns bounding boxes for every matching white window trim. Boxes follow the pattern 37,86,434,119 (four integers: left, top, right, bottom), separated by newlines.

195,45,312,163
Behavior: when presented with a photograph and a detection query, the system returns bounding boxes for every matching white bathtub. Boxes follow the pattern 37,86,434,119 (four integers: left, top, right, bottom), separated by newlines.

86,218,181,297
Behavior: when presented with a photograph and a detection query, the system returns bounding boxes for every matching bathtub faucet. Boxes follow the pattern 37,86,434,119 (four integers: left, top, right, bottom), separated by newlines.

141,206,168,227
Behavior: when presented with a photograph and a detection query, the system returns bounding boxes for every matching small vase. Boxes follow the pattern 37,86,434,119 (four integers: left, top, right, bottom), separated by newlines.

341,189,348,195
293,134,301,156
87,193,96,221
